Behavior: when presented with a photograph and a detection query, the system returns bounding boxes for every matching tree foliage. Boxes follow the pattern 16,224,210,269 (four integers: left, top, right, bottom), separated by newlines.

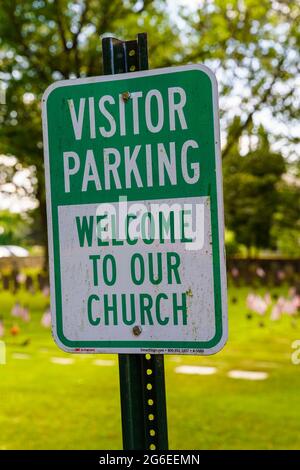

223,125,286,252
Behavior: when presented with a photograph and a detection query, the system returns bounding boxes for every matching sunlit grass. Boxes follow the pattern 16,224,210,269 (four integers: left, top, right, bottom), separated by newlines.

0,285,299,449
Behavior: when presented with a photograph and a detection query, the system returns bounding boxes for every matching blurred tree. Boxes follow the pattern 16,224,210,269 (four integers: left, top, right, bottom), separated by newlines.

0,210,31,245
272,163,300,257
0,0,299,262
0,156,37,206
0,0,182,260
223,125,286,255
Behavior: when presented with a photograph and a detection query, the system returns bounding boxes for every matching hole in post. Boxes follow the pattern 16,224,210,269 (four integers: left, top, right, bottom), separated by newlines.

149,444,156,450
148,414,154,421
130,65,136,71
147,383,152,390
146,354,151,360
150,429,156,437
148,399,154,406
146,369,152,375
129,49,135,56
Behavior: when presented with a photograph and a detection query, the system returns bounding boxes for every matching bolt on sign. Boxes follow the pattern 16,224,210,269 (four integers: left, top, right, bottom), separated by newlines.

42,64,227,355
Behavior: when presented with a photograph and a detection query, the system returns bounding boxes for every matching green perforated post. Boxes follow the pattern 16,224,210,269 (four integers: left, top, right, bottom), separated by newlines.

101,33,168,451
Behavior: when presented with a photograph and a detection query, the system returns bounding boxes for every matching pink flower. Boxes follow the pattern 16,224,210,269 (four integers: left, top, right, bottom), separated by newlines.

288,287,296,297
16,273,26,284
11,303,30,322
264,293,272,306
231,267,239,278
277,296,286,308
293,295,300,309
255,299,268,315
11,302,22,317
0,321,4,338
246,293,255,310
274,295,299,316
282,300,297,316
41,310,51,328
277,270,285,280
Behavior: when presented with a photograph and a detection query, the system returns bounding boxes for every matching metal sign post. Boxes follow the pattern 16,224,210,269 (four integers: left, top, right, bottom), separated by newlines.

102,33,168,451
42,30,227,453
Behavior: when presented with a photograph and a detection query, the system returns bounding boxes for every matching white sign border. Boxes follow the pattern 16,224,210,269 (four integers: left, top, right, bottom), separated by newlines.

42,64,228,355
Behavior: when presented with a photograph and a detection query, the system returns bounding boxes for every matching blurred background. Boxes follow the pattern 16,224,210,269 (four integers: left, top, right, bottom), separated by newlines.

0,0,299,449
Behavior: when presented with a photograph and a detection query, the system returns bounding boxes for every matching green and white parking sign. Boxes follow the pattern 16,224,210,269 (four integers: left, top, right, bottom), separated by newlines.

42,64,227,355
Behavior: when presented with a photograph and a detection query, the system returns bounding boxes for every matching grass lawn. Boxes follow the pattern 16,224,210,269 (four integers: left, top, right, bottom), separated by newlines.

0,285,299,450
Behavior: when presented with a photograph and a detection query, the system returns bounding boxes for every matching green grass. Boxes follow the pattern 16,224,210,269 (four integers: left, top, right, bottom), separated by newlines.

0,285,300,449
